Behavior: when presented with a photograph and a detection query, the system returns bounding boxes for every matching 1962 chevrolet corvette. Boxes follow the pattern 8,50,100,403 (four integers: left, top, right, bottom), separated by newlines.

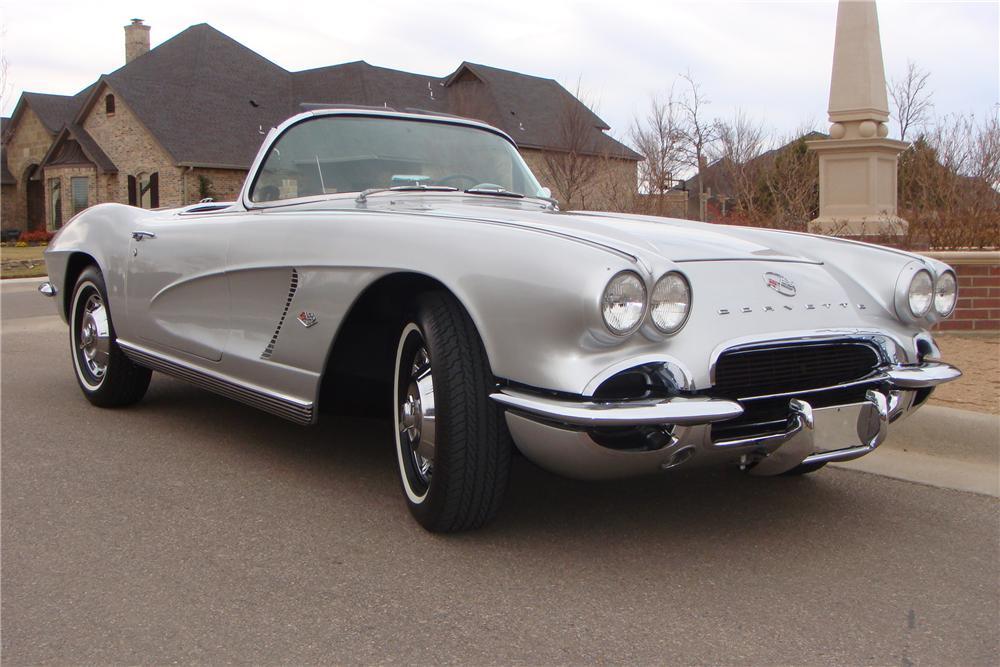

41,108,961,531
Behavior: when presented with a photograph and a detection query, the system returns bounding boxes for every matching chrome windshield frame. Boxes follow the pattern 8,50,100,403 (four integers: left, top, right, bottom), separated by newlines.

239,108,538,211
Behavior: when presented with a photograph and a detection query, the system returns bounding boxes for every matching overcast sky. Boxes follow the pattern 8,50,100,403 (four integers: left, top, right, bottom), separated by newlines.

1,0,997,144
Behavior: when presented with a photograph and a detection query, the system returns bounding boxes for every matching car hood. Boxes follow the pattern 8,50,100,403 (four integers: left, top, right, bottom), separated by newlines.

361,197,823,264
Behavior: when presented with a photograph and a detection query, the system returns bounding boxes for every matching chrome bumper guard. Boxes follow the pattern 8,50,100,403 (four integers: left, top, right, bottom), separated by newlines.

490,390,744,427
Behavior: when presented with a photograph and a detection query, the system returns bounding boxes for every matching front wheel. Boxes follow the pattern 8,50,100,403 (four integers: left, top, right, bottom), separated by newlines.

393,292,512,532
69,266,151,407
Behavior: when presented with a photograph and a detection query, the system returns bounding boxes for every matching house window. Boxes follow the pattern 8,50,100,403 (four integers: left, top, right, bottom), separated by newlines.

49,178,62,230
71,176,89,214
105,94,116,115
128,171,159,208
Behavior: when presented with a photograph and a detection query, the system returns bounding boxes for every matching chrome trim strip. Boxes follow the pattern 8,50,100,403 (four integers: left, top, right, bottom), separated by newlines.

118,340,314,425
490,389,743,427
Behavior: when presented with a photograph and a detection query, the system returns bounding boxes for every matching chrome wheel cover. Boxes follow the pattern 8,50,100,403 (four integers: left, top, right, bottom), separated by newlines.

394,324,436,502
72,286,111,388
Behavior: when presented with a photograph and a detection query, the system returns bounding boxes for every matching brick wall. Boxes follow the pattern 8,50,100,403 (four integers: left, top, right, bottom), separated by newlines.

4,107,56,231
927,251,1000,333
1,184,17,227
520,148,638,211
42,165,99,230
82,85,185,207
184,167,247,204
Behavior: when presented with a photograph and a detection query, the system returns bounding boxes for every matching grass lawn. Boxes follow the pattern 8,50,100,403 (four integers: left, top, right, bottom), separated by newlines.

1,245,48,279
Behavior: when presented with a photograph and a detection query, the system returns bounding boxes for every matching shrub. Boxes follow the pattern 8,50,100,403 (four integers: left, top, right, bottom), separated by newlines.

19,230,54,244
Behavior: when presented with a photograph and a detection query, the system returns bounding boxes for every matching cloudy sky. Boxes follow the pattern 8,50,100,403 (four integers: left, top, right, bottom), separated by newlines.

1,0,997,143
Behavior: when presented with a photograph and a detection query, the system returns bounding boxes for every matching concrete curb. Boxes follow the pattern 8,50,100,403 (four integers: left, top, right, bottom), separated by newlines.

833,404,999,497
1,276,49,285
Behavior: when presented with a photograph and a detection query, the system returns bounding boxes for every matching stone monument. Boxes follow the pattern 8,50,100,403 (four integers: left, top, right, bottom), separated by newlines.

807,0,908,236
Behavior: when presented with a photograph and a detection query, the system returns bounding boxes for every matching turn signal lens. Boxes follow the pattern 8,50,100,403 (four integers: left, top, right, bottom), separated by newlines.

907,270,934,318
602,272,646,335
650,272,691,334
934,271,958,317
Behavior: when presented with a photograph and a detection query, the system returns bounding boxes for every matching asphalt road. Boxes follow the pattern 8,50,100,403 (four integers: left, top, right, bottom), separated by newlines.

2,279,998,665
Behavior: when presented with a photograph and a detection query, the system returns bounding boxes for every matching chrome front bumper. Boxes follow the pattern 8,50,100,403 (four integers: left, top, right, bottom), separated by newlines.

491,361,961,479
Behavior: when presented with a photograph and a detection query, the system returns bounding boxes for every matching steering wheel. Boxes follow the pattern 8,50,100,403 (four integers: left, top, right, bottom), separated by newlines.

438,174,481,189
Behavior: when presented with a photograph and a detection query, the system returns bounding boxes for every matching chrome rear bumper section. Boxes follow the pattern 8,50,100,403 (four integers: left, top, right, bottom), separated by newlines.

491,361,961,480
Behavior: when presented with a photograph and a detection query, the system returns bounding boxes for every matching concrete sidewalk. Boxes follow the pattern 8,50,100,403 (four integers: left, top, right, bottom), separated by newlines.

835,405,999,497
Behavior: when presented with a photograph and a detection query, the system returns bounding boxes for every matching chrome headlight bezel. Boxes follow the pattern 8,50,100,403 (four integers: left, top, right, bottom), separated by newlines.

894,262,935,323
649,271,692,335
600,270,648,336
907,269,934,318
933,270,958,317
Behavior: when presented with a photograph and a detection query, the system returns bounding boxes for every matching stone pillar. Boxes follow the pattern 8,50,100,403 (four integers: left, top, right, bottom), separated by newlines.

125,19,151,64
807,0,907,236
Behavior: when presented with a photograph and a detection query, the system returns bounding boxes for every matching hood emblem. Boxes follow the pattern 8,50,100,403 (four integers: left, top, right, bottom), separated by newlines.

764,272,796,297
297,311,319,328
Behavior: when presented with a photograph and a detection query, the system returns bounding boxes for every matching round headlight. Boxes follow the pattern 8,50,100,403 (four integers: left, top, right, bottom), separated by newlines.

602,271,646,335
934,271,958,316
650,272,691,334
907,270,934,318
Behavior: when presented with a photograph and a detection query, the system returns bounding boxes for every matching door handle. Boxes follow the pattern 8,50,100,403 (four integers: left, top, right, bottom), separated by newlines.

132,231,156,241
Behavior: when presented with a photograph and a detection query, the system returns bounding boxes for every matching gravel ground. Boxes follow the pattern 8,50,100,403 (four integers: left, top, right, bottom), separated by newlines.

931,334,1000,414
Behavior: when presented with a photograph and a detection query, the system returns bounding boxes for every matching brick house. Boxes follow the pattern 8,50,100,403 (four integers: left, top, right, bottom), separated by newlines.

0,20,639,234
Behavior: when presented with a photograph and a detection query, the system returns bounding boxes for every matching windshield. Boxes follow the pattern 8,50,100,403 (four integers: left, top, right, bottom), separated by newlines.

249,115,545,203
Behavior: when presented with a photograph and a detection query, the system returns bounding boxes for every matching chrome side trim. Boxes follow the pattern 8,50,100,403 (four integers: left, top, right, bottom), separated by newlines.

261,268,299,360
490,388,743,427
118,340,314,425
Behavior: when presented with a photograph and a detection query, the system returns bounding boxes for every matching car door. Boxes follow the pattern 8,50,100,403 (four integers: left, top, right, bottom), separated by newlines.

125,211,233,362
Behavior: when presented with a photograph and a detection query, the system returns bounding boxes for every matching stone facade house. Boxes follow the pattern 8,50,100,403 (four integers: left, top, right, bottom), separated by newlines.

0,20,639,235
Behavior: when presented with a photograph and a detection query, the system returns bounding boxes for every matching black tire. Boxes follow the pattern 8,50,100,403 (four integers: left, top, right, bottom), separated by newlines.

69,265,151,407
393,291,512,532
781,460,828,476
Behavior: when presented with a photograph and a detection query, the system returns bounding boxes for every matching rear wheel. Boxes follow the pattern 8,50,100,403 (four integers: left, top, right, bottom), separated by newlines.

393,292,512,532
69,266,151,407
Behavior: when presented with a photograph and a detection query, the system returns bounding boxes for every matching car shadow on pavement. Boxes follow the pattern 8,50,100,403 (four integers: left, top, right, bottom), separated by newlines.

138,377,860,543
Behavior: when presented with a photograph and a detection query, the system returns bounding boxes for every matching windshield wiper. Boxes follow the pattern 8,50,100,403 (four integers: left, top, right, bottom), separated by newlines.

464,186,525,198
356,185,459,203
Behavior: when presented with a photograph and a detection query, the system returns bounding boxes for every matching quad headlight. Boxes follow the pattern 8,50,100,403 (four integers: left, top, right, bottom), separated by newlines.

934,270,958,317
601,271,646,335
650,272,691,334
907,269,934,318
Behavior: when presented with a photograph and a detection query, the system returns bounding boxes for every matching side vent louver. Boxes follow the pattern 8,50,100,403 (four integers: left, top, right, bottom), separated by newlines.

261,268,299,360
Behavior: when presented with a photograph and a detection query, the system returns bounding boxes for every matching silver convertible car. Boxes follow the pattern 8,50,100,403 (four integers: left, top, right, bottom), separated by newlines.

41,108,961,531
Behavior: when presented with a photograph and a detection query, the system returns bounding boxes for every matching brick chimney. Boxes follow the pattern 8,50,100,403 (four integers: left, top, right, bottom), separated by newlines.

125,19,150,64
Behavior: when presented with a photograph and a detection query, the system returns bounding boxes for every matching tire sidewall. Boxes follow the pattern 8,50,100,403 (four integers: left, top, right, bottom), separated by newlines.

70,268,114,397
393,316,451,525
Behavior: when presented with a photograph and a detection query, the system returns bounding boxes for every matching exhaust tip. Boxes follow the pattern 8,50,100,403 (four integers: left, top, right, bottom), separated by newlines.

661,446,696,471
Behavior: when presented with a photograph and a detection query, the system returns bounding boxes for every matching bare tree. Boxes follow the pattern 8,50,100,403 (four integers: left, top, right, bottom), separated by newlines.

899,112,1000,249
715,109,769,220
890,61,933,142
630,92,685,211
757,127,819,230
677,71,721,220
536,83,604,210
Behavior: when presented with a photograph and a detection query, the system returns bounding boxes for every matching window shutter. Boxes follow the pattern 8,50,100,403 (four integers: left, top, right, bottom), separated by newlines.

128,175,137,206
149,172,159,208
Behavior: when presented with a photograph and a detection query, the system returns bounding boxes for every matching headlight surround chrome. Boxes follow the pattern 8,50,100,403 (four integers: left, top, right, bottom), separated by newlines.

601,271,647,335
933,270,958,317
907,269,934,318
649,272,691,334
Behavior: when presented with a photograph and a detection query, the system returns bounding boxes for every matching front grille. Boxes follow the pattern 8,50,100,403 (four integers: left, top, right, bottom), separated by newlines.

712,341,881,399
